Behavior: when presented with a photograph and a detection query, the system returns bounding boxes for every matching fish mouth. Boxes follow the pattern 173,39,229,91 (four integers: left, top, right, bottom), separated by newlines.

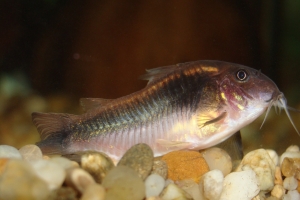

261,92,300,136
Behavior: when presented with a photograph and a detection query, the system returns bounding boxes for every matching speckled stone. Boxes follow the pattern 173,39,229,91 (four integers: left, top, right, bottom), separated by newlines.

81,151,114,183
118,143,154,180
279,151,300,166
162,151,209,183
236,149,276,191
281,157,300,179
219,169,260,200
151,160,168,179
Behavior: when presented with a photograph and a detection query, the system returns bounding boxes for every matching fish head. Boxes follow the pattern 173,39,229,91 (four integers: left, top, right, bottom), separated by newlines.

214,61,298,134
218,63,279,108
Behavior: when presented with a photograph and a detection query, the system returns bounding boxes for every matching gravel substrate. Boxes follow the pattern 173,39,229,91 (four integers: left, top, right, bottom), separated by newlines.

0,143,300,200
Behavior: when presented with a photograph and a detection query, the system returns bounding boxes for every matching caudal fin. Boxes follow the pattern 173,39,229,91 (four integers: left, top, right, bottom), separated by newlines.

32,112,78,155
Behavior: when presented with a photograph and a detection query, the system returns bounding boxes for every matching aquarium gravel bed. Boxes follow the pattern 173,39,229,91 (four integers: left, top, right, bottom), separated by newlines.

0,143,300,200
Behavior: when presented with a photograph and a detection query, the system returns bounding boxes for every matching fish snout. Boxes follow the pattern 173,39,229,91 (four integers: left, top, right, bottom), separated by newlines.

265,91,284,103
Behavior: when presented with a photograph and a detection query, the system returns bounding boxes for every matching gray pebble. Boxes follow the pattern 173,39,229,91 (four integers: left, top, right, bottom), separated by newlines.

118,143,154,180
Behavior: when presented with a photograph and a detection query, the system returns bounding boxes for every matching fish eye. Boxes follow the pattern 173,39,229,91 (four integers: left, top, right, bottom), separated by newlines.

236,69,248,81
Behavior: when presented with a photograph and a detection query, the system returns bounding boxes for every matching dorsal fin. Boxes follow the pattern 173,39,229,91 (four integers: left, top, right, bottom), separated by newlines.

140,63,181,85
80,98,114,112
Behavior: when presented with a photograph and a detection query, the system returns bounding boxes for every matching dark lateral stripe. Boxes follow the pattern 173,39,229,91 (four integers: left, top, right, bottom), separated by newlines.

71,64,209,139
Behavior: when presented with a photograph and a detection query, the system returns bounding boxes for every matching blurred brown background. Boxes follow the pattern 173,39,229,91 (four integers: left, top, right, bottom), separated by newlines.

0,0,299,154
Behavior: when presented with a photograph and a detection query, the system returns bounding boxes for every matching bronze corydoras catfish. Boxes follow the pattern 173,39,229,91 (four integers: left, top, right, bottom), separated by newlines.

32,60,298,161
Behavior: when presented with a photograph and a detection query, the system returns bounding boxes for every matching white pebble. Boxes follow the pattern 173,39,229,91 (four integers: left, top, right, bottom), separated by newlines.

50,156,79,169
164,179,174,187
19,144,43,161
145,174,165,198
176,179,204,200
219,169,259,200
0,145,22,159
283,190,300,200
283,176,298,191
286,145,299,153
160,183,191,200
266,149,279,166
66,167,95,193
202,147,232,176
202,170,223,200
236,149,276,191
30,159,66,190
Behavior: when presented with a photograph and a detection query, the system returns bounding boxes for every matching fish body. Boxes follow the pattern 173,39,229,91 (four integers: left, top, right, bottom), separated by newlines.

32,60,291,161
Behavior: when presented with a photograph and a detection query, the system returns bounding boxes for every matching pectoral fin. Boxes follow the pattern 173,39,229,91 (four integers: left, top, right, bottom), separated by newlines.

197,112,227,129
156,139,192,151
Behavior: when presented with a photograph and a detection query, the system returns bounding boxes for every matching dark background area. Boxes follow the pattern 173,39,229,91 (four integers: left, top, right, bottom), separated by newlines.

0,0,299,153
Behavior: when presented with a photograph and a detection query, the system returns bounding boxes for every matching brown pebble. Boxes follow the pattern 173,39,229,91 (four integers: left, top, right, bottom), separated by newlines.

266,197,280,200
274,166,283,185
162,151,209,183
118,143,154,180
81,151,114,183
151,160,168,179
281,157,300,178
271,184,285,199
48,187,78,200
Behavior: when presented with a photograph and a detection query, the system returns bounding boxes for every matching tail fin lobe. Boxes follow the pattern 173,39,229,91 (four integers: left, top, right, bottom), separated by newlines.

32,112,78,155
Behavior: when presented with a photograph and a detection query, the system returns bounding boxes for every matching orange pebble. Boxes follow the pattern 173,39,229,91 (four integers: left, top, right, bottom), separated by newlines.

162,151,209,183
0,158,9,175
297,179,300,193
